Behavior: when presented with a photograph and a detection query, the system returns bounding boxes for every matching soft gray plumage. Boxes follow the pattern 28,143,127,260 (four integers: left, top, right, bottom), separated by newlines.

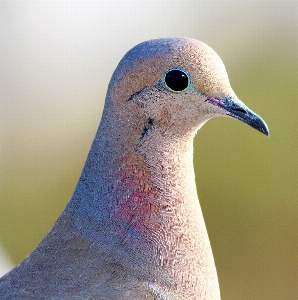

0,37,269,299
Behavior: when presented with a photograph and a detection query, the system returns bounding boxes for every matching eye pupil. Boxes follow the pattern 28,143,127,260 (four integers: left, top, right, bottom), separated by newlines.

165,69,189,91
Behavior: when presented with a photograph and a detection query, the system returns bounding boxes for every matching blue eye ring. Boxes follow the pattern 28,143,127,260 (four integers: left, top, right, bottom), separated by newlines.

163,67,191,92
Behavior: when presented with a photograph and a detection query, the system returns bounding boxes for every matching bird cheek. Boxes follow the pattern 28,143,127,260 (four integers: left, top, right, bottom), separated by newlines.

202,101,227,117
158,107,172,124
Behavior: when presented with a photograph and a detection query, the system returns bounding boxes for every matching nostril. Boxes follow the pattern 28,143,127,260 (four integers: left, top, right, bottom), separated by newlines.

231,106,247,114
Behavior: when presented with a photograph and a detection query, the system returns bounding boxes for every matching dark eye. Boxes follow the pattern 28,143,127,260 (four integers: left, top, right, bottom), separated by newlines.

165,69,189,91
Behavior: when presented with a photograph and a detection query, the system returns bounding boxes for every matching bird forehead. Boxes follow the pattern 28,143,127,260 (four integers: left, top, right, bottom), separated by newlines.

109,37,235,101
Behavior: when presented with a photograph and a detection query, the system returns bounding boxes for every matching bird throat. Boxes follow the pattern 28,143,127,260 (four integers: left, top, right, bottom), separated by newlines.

112,151,161,235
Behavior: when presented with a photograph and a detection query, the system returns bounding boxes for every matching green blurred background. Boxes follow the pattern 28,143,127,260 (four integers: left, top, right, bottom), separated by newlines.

1,1,297,299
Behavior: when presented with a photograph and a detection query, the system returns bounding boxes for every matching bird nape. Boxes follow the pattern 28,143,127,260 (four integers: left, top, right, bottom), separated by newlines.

0,37,269,300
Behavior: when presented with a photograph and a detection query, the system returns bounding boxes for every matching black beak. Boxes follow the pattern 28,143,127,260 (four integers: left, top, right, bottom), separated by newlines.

206,97,269,137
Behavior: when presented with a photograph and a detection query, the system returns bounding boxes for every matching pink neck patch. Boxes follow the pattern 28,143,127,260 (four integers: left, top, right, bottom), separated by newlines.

112,152,160,235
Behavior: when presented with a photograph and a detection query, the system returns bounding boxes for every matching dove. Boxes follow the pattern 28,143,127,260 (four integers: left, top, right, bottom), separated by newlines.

0,37,269,300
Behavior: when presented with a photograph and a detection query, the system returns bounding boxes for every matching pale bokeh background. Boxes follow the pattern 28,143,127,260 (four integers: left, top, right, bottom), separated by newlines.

1,1,297,299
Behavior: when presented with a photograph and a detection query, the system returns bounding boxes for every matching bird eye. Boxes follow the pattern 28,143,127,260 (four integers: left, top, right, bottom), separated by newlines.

165,69,189,92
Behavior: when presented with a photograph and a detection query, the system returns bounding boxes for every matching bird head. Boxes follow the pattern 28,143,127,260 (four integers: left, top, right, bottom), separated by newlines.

104,37,269,140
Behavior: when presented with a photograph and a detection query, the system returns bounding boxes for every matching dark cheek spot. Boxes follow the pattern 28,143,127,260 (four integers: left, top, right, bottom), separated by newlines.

148,118,154,126
140,118,155,139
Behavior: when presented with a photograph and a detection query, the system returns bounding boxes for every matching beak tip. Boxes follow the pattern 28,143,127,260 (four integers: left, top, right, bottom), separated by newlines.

263,130,270,138
259,119,270,138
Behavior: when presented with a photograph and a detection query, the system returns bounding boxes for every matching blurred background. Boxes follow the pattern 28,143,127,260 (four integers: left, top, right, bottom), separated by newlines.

1,1,297,299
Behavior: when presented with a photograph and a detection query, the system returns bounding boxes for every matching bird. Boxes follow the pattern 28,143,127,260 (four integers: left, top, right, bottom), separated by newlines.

0,37,269,300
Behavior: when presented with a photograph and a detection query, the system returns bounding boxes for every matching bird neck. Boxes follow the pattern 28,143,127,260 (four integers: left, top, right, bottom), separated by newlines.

63,107,219,298
69,106,209,247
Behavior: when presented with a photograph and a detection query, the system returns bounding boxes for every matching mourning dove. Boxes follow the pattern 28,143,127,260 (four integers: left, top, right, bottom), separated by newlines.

0,37,269,300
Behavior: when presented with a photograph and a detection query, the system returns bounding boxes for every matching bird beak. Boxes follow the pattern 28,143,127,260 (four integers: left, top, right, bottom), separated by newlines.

205,96,270,137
